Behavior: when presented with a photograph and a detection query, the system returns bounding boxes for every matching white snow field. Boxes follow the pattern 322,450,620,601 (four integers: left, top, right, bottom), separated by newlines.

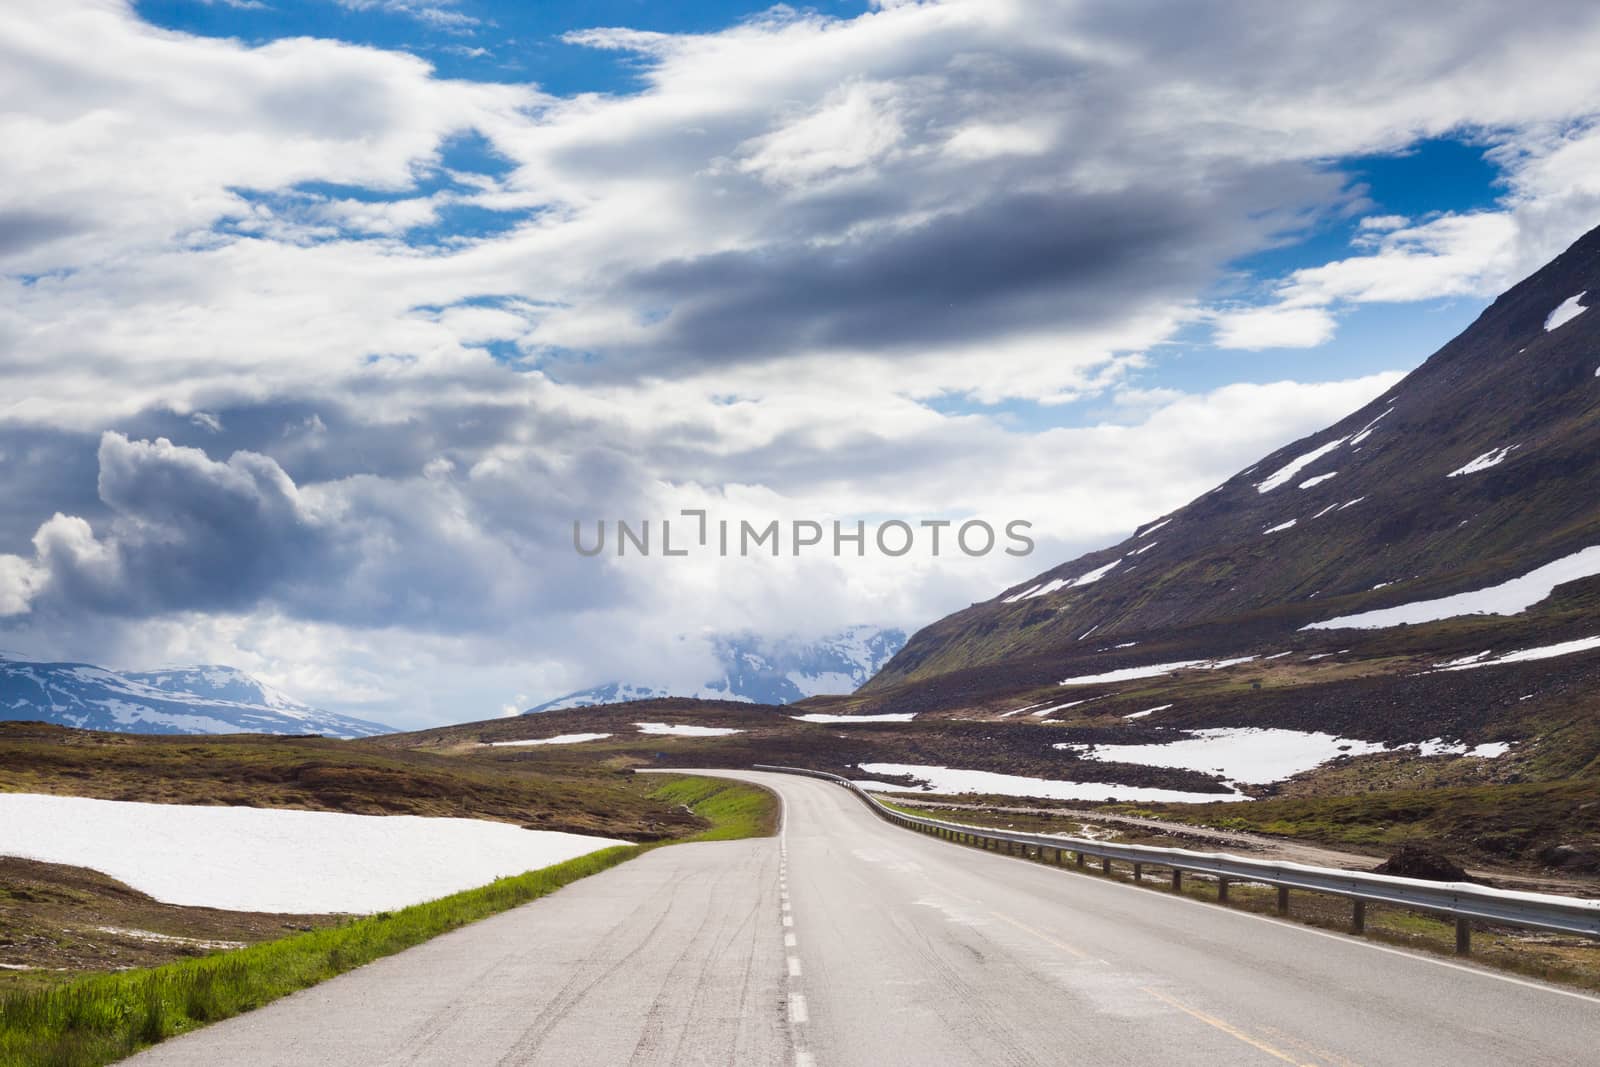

790,712,917,723
1059,655,1256,686
1304,544,1600,630
853,763,1244,804
489,732,613,746
1056,728,1388,784
1447,444,1518,477
1122,704,1172,720
1005,558,1122,602
1256,437,1345,493
1545,291,1588,331
1056,728,1512,787
634,721,744,736
1434,635,1600,671
0,793,627,913
1413,738,1513,758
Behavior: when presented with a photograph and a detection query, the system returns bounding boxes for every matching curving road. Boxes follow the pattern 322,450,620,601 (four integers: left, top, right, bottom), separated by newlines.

130,769,1600,1065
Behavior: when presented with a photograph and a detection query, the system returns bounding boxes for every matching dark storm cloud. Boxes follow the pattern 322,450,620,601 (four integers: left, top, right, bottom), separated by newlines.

19,422,644,631
0,426,104,554
0,210,83,256
603,167,1338,374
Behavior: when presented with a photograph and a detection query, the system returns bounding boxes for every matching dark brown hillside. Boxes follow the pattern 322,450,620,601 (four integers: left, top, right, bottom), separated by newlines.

872,222,1600,689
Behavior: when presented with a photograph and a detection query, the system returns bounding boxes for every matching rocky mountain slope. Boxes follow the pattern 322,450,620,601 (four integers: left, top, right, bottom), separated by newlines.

871,223,1600,694
0,658,390,738
527,626,905,712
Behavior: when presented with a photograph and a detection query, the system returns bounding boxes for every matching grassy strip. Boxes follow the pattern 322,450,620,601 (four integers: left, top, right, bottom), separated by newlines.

0,775,774,1067
648,775,779,842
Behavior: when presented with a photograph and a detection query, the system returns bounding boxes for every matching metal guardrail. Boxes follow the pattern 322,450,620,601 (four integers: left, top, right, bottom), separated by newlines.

752,764,1600,954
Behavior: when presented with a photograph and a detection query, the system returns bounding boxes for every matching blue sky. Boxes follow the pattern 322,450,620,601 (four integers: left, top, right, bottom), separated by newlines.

140,1,873,92
5,1,1600,724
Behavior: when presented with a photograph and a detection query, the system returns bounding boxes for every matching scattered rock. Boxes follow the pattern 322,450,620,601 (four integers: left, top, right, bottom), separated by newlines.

1538,843,1600,874
1373,843,1472,882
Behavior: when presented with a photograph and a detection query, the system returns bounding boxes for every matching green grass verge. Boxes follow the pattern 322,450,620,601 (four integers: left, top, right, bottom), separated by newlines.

0,774,775,1067
647,775,779,842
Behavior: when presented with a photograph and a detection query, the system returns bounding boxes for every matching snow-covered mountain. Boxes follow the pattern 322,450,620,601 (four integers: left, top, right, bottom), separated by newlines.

0,658,390,738
525,626,906,713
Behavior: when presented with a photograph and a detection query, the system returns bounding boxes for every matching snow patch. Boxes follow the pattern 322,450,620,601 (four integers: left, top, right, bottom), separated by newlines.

489,733,612,746
1262,519,1298,535
1136,518,1171,538
1057,727,1386,784
1256,438,1346,493
854,763,1244,804
1304,545,1600,630
0,793,626,913
1433,635,1600,671
1059,656,1256,687
1349,407,1393,446
1299,472,1339,489
1448,445,1518,477
634,722,744,737
1029,699,1092,717
1412,738,1513,759
790,713,916,723
1545,291,1588,331
1123,704,1172,720
1020,559,1122,600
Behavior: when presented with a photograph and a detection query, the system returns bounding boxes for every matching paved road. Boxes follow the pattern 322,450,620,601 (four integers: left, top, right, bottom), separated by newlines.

131,769,1600,1065
126,833,787,1065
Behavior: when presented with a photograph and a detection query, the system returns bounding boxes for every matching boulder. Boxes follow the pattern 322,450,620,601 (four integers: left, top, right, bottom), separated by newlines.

1373,843,1471,882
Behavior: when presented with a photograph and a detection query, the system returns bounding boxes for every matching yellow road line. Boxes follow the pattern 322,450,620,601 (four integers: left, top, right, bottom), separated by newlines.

1140,985,1319,1066
986,907,1346,1066
985,909,1089,959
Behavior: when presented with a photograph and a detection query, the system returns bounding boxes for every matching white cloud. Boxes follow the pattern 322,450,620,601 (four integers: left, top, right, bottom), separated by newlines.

0,554,44,616
734,80,906,188
941,120,1055,160
1212,305,1338,349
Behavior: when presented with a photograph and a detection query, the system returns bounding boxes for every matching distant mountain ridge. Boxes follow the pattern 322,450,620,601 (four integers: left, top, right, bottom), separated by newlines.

526,626,906,713
0,658,390,738
872,222,1600,694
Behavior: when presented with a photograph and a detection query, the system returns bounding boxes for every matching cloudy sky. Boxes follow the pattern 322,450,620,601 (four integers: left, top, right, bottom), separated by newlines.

4,0,1600,727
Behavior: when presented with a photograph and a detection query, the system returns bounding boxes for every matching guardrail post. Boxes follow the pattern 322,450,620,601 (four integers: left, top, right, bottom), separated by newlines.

1217,877,1229,903
1352,900,1365,934
1101,857,1111,876
1277,886,1290,915
1171,869,1183,892
1133,862,1142,883
1456,918,1471,956
1056,848,1065,866
1076,851,1086,869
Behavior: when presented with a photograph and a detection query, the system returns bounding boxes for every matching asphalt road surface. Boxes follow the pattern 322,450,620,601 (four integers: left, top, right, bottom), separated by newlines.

130,769,1600,1065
